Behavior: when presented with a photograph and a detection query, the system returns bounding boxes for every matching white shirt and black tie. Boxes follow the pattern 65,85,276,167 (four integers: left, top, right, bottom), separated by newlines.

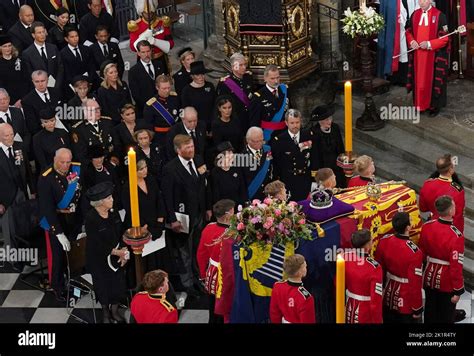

0,110,13,125
34,42,48,64
289,130,300,145
178,155,198,178
0,142,16,166
141,60,154,79
102,43,109,57
266,84,278,99
69,44,82,62
36,89,51,103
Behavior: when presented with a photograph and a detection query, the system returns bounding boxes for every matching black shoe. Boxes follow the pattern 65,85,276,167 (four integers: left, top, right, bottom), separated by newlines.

429,108,440,117
53,289,66,302
454,309,466,322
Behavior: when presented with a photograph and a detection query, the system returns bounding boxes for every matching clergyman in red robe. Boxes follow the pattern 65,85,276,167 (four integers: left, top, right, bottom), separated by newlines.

406,0,449,116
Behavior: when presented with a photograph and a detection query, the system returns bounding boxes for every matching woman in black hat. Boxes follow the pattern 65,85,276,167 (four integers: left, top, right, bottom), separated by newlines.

85,181,128,323
210,141,247,206
49,7,70,50
310,105,347,188
32,108,71,171
172,47,195,97
211,95,244,152
83,144,121,209
180,60,216,133
0,35,29,105
97,61,132,125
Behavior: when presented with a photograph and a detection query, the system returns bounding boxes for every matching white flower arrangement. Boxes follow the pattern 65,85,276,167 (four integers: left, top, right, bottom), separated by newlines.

341,6,385,38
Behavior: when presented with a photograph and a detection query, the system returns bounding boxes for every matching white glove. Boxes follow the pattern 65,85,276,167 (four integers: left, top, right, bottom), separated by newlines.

133,32,151,51
76,232,87,240
57,233,71,252
150,38,170,54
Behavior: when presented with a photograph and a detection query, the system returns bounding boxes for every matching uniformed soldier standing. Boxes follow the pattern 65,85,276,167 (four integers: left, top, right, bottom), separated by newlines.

216,52,253,132
419,195,465,323
128,0,174,74
270,254,316,323
38,148,83,301
344,229,383,324
271,109,316,201
143,74,180,148
71,98,118,165
374,212,424,323
249,64,289,143
419,154,465,232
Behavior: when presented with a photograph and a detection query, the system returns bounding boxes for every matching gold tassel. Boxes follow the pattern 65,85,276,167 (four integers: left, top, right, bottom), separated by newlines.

316,223,325,237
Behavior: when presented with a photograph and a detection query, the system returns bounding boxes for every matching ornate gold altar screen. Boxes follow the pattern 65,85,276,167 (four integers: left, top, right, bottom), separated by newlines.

222,0,317,83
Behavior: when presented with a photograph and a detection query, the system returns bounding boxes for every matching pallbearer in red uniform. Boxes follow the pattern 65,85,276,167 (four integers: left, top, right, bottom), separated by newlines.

419,195,465,323
128,0,174,74
406,0,449,116
197,199,235,323
344,229,383,324
347,155,376,188
374,212,424,323
131,269,178,323
419,154,465,232
270,254,316,323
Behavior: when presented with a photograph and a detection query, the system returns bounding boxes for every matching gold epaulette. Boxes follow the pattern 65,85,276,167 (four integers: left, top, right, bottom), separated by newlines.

71,162,81,166
220,75,230,82
127,20,139,32
100,116,112,120
170,91,177,96
42,167,52,177
160,299,175,312
72,121,83,129
311,170,317,178
161,15,171,27
147,97,157,106
254,92,260,97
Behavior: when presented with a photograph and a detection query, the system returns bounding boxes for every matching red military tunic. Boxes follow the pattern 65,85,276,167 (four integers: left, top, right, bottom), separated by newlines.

419,176,465,232
128,17,174,57
197,222,227,295
418,218,465,295
374,234,424,316
405,6,449,111
131,292,178,323
344,251,383,324
347,175,375,188
270,281,316,323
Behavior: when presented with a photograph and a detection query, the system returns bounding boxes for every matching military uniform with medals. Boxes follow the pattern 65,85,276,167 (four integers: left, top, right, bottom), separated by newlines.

71,116,117,164
38,162,83,297
143,92,180,147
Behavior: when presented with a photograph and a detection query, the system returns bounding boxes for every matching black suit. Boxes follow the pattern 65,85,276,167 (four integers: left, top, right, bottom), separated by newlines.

0,0,27,33
60,44,99,99
161,154,210,290
22,42,64,91
129,60,166,114
7,21,34,54
0,142,34,209
165,121,206,162
21,87,62,135
0,107,31,154
90,41,124,79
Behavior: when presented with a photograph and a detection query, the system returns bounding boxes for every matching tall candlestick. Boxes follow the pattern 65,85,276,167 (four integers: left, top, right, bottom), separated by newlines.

128,147,140,228
344,81,353,154
336,253,346,324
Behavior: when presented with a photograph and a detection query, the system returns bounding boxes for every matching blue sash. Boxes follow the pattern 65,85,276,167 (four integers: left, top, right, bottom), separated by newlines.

248,145,271,199
263,84,287,142
151,99,175,126
40,165,81,230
